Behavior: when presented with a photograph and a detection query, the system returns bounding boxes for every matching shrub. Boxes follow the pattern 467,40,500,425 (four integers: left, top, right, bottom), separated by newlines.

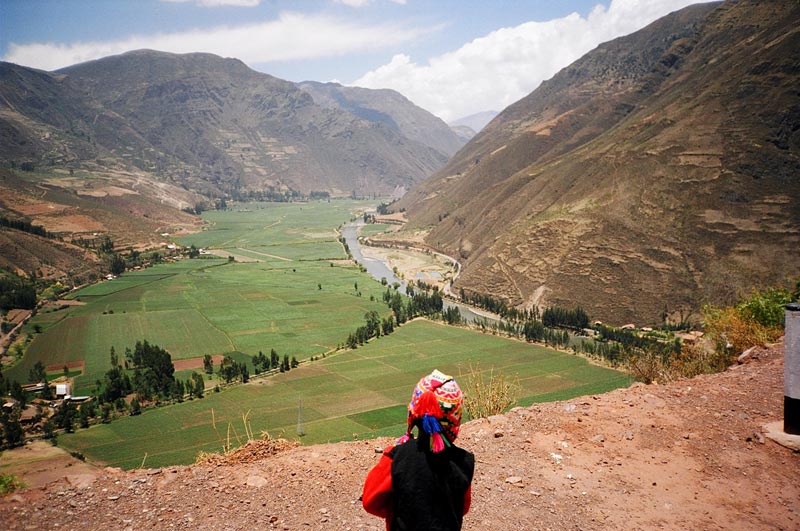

703,305,783,362
0,474,25,494
736,287,793,328
460,363,519,420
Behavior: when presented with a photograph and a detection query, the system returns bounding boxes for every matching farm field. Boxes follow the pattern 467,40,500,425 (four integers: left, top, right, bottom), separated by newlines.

59,319,630,469
6,200,386,392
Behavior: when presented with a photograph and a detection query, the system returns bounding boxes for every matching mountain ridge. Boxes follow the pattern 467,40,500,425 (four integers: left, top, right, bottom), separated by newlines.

1,49,452,198
297,80,466,158
394,0,800,324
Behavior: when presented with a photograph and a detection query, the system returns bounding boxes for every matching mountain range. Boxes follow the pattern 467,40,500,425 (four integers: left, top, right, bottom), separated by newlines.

1,50,457,198
393,0,800,324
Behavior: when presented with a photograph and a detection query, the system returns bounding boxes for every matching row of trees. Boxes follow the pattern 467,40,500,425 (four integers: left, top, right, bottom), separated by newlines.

0,274,37,311
99,342,205,405
0,216,53,239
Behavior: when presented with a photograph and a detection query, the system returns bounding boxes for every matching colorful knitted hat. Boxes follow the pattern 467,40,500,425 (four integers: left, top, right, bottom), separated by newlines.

397,369,464,453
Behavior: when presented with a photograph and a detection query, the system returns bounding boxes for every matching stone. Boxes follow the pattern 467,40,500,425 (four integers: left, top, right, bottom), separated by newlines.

505,476,523,486
737,347,756,364
590,434,605,443
246,475,269,488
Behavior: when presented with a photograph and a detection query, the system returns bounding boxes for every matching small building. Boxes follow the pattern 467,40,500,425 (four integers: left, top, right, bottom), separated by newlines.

55,383,71,398
676,330,705,345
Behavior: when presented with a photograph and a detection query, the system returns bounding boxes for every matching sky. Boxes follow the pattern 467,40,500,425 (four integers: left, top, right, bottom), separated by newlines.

0,0,705,123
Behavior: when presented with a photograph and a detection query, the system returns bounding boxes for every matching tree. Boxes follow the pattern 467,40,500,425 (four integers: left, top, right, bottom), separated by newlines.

53,401,77,433
191,372,205,398
109,253,126,275
78,406,91,428
290,356,299,369
0,405,24,449
270,349,279,370
29,361,47,384
219,355,239,383
129,340,175,398
203,354,214,374
101,347,132,403
130,397,141,415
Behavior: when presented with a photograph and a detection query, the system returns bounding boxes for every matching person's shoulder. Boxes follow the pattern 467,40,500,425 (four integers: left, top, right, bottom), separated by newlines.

448,445,475,464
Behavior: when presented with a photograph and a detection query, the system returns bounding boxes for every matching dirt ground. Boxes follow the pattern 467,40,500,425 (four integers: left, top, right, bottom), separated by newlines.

1,340,798,530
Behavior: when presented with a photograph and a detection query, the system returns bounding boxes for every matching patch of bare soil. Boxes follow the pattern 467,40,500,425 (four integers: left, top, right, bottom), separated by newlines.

172,354,224,372
1,341,797,530
0,441,98,491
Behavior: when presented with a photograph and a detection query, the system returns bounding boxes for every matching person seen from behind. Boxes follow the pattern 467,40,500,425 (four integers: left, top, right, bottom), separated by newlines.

362,369,475,530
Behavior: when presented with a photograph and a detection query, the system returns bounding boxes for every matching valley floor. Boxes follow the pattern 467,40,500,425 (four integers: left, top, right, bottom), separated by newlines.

1,341,798,530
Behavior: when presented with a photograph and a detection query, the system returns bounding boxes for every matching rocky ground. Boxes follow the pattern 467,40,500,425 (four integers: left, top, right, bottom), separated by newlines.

1,341,798,530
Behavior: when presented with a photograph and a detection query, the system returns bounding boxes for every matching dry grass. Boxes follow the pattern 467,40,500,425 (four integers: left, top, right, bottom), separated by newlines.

702,306,783,361
460,362,520,420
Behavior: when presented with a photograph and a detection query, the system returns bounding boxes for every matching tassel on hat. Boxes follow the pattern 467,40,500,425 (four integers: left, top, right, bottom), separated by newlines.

400,369,464,453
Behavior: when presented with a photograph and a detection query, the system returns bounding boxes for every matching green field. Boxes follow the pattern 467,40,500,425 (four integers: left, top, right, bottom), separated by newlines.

7,199,630,469
7,200,385,392
59,319,630,469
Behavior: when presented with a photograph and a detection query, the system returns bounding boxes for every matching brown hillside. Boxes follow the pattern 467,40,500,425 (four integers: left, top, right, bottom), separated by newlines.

395,0,800,324
1,50,450,197
1,340,797,530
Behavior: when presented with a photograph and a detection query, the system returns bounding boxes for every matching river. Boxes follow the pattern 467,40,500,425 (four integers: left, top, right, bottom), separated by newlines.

342,221,501,326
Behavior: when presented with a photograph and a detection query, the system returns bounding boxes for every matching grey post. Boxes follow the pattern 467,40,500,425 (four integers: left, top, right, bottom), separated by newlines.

785,303,800,435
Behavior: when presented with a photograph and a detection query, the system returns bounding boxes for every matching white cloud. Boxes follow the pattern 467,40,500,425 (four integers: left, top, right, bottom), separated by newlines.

353,0,702,122
2,12,425,71
161,0,261,7
333,0,372,7
333,0,406,6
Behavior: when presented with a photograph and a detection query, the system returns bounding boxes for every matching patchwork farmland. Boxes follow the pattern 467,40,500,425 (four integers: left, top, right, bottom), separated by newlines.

59,319,629,469
10,200,628,468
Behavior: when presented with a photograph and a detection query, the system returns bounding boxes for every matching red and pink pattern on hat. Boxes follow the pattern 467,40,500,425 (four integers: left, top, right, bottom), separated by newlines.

404,369,464,449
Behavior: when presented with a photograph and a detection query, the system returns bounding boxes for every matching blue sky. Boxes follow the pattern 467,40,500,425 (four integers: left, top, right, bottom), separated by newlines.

0,0,703,122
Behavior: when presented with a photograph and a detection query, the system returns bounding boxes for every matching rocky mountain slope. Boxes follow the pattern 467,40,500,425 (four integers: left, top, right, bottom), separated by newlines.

395,0,800,324
1,340,796,530
298,81,465,158
1,50,450,197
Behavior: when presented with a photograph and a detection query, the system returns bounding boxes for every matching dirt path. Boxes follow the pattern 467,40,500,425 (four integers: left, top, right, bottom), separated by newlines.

1,341,797,530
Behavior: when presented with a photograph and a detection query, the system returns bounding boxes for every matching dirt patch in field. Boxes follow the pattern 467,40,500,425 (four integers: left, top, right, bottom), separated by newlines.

0,186,67,217
36,214,106,234
172,354,225,372
4,309,31,324
45,360,85,373
49,299,87,307
205,249,260,262
77,186,138,198
0,440,100,490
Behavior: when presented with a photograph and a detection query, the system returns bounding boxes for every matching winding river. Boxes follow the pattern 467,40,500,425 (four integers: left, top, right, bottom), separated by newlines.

342,221,500,326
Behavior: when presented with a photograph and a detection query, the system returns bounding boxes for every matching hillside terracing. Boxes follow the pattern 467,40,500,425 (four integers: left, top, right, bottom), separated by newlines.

1,340,797,530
